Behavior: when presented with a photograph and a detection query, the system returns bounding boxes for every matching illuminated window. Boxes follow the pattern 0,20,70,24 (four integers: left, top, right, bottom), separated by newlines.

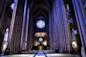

36,20,45,29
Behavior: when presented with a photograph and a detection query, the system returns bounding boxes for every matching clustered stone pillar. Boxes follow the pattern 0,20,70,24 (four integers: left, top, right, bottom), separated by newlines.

72,0,86,56
8,0,25,53
0,0,13,53
72,0,86,49
27,15,33,51
49,11,54,50
20,0,30,51
8,0,31,53
50,0,71,53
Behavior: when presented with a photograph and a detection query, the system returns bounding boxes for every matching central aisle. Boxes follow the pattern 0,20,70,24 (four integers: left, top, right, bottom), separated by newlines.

33,51,47,57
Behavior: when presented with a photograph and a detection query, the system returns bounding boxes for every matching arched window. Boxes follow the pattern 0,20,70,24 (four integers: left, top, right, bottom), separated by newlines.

2,28,9,53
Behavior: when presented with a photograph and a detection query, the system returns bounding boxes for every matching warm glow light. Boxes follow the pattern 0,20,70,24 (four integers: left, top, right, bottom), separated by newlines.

35,32,46,37
42,41,47,46
72,41,77,49
34,41,40,46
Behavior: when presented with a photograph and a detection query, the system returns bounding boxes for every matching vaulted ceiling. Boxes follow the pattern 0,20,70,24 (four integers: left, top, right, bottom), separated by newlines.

30,0,53,19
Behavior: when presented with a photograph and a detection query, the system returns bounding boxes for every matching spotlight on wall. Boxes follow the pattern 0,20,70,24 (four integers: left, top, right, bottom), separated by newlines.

34,41,40,46
42,41,47,46
72,41,78,49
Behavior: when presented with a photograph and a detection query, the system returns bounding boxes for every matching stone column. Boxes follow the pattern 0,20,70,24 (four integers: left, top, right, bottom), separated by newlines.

79,0,86,25
52,0,71,53
25,2,30,51
72,0,86,48
72,0,86,56
20,0,28,51
49,11,54,50
27,15,33,51
8,0,18,53
8,0,25,53
60,0,71,53
0,0,12,53
53,1,64,52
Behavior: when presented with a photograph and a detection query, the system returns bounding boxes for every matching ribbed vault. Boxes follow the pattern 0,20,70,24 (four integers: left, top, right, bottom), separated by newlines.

30,0,52,19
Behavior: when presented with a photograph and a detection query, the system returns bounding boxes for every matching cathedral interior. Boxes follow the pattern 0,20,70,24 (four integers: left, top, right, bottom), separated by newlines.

0,0,86,57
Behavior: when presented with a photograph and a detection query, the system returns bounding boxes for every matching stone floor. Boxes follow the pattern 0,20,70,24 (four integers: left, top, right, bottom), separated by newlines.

0,51,81,57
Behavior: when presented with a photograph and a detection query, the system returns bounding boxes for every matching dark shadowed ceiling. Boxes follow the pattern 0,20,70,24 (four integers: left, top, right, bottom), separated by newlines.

30,0,53,19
